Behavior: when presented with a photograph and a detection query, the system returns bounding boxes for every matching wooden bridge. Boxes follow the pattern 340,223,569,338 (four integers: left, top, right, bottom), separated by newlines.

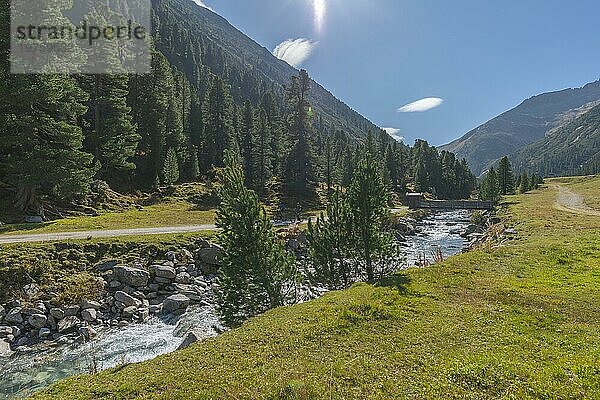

406,193,495,211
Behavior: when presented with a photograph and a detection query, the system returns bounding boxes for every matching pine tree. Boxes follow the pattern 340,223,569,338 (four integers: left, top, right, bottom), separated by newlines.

307,188,354,289
480,167,499,201
162,147,180,185
497,156,515,195
216,151,297,326
285,70,316,196
348,133,397,282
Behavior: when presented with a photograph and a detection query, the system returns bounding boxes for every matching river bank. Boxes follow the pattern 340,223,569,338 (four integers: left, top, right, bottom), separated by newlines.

1,210,479,399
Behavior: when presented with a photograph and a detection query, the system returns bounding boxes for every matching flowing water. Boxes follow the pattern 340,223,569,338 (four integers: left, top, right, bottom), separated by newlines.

0,210,470,399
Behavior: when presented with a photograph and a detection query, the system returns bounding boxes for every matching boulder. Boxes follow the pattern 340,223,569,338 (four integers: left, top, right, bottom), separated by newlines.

38,328,51,339
28,314,48,329
81,309,97,323
179,249,194,264
121,306,137,319
0,340,13,358
4,308,23,324
154,265,176,280
22,284,40,299
94,259,119,272
114,291,137,307
80,300,102,310
49,308,65,320
163,294,190,314
0,305,5,321
197,244,223,266
113,265,149,287
58,316,81,333
64,305,80,317
165,251,177,262
0,326,11,337
177,330,203,350
175,272,192,284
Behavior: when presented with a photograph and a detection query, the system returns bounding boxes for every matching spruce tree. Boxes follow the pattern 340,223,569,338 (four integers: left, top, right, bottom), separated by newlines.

202,76,236,170
253,108,273,195
497,156,515,195
480,167,499,201
519,172,530,194
216,151,297,326
162,147,180,185
0,2,95,213
285,70,316,196
239,101,255,185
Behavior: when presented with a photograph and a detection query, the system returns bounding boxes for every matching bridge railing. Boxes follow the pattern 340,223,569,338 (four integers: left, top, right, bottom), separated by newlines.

415,200,495,210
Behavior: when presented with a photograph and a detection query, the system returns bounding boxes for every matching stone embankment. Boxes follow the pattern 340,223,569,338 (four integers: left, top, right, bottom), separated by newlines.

0,238,223,358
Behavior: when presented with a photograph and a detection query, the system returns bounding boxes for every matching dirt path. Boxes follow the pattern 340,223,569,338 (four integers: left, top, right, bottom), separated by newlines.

0,224,218,245
553,184,600,216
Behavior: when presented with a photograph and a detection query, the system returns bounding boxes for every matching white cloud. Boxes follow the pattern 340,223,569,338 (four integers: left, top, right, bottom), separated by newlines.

192,0,213,11
273,38,318,68
383,127,404,142
397,97,444,113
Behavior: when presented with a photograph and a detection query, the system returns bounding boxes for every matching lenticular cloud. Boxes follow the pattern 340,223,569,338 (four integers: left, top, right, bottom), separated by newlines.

273,39,318,68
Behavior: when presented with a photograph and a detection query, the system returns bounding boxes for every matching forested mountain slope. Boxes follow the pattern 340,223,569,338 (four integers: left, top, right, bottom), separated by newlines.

152,0,379,139
440,80,600,176
510,103,600,177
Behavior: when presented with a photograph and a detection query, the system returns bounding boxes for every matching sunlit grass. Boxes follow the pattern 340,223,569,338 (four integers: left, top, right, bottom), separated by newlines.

34,176,600,399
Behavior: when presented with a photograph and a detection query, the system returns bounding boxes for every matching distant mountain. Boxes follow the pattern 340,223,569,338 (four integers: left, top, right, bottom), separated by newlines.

152,0,381,139
510,103,600,177
440,80,600,176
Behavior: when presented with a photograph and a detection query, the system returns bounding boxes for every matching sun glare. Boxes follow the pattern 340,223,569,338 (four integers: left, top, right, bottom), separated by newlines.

313,0,326,33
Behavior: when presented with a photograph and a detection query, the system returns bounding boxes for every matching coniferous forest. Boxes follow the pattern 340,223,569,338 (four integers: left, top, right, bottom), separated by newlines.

0,0,476,220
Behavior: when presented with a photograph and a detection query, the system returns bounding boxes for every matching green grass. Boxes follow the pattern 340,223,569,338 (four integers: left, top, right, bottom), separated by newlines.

33,176,600,399
0,201,217,235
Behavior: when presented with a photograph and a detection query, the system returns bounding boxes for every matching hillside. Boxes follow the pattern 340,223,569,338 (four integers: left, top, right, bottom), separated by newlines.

153,0,381,139
440,80,600,175
35,177,600,399
511,104,600,176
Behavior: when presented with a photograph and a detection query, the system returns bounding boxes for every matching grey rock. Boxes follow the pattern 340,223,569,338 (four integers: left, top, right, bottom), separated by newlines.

138,308,149,321
81,309,97,323
121,306,137,319
0,305,5,320
154,265,176,280
23,283,40,299
113,265,149,287
163,294,190,314
0,340,13,358
79,326,97,340
114,291,137,307
154,277,172,284
38,328,51,339
49,308,65,320
109,280,123,289
4,308,23,324
179,249,194,264
175,272,192,284
177,330,203,350
11,326,20,337
80,300,102,310
14,336,29,347
165,251,177,262
28,314,47,329
64,305,80,317
149,304,162,314
0,326,12,337
95,259,119,272
198,244,223,266
58,316,80,333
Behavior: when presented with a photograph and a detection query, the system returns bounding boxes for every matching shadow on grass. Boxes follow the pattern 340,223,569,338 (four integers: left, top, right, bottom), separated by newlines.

0,221,57,234
376,273,412,295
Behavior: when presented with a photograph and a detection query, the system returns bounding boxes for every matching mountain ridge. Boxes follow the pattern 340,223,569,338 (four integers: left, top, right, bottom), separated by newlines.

440,79,600,175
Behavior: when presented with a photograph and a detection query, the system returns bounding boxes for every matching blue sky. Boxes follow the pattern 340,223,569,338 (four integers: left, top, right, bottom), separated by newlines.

196,0,600,146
